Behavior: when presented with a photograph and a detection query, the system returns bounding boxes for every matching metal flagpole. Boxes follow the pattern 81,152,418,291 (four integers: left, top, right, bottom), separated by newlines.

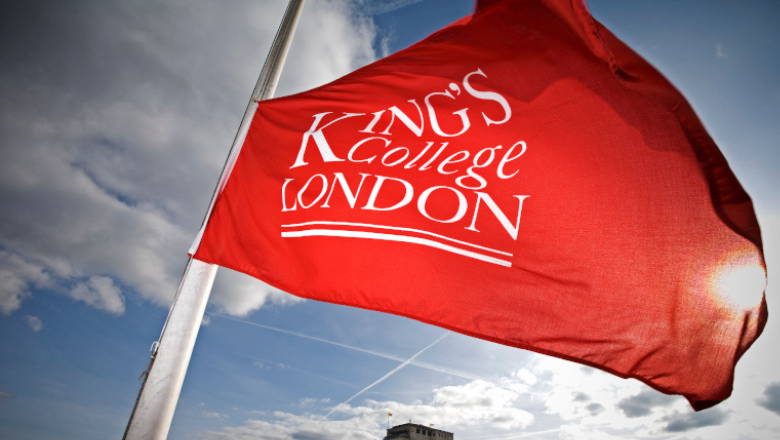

123,1,306,438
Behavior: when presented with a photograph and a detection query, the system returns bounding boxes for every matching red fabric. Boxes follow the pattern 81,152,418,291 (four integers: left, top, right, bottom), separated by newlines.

193,0,767,409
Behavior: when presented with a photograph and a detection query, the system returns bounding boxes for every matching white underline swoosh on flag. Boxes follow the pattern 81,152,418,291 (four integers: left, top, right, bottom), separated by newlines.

281,229,512,267
281,221,512,257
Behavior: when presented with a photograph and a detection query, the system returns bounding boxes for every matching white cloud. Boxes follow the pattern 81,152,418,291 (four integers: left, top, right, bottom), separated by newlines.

209,268,303,317
252,361,270,370
196,378,534,440
615,388,677,418
299,398,318,408
70,276,125,314
661,407,729,433
195,414,376,440
519,354,775,439
0,268,30,315
426,380,534,429
478,357,684,439
277,0,376,97
189,346,780,440
0,250,50,314
204,411,231,421
531,357,654,424
0,0,377,317
756,382,780,416
559,424,625,440
25,315,43,332
716,43,727,59
299,397,331,408
511,368,537,386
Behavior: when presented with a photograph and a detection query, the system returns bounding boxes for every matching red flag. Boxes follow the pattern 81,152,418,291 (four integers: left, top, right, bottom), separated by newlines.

191,0,767,409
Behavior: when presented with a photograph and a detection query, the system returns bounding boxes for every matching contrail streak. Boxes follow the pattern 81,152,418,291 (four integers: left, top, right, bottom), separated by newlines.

366,0,425,15
214,314,540,396
325,332,449,418
214,313,406,362
247,355,359,390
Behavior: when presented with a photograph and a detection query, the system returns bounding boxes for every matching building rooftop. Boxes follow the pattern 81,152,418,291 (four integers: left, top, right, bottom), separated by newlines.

383,422,453,440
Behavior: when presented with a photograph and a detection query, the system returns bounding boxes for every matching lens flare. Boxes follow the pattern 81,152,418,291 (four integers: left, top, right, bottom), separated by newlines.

707,245,766,311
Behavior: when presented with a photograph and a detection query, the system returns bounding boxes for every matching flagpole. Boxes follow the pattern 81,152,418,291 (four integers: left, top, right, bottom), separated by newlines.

123,1,306,439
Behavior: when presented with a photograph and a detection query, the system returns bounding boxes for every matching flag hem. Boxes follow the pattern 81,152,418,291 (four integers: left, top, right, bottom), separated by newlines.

191,254,731,410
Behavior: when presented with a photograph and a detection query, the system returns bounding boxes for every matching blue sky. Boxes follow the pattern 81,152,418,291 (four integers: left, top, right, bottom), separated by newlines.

1,0,779,439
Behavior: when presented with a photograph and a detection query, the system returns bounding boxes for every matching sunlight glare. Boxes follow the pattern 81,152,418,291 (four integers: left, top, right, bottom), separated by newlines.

709,252,766,311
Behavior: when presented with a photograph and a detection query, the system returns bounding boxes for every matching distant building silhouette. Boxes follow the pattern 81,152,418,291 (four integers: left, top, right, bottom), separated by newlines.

383,423,453,440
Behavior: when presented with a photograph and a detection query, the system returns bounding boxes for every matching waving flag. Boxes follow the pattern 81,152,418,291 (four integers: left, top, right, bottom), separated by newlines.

191,0,767,409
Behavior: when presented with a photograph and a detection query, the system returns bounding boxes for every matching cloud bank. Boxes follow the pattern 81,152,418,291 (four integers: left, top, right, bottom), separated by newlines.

0,0,377,317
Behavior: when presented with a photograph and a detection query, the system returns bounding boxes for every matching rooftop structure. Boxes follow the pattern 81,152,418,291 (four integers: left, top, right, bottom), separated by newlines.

383,423,453,440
